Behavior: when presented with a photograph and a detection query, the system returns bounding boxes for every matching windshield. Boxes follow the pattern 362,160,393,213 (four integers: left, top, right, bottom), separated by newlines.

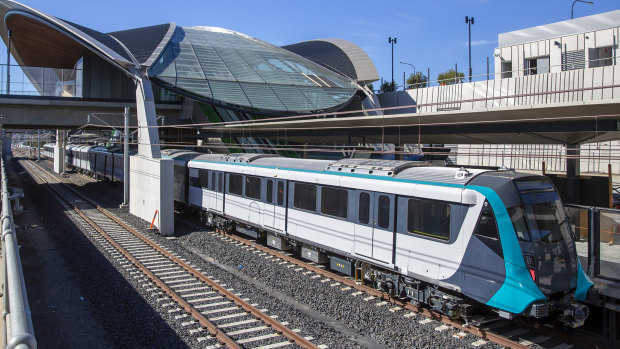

515,179,578,294
518,185,573,243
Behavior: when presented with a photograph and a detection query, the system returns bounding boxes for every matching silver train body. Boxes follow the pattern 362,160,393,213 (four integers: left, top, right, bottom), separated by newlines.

42,145,595,326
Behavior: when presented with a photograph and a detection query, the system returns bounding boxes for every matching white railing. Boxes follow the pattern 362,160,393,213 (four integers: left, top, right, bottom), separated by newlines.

1,156,36,349
404,63,620,114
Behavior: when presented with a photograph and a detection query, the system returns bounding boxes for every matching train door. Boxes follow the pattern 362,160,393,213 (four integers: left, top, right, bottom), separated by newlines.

215,172,224,212
264,179,276,229
372,193,395,264
354,190,374,257
266,179,286,231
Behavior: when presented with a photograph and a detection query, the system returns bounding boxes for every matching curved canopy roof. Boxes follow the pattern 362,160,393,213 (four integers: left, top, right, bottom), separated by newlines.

283,38,379,85
148,26,359,113
0,1,369,114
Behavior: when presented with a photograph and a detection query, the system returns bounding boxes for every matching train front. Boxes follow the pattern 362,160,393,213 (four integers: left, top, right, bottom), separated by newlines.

469,172,594,327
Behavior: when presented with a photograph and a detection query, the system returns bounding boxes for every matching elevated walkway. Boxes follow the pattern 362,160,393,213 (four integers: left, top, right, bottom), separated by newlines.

208,65,620,145
0,95,183,129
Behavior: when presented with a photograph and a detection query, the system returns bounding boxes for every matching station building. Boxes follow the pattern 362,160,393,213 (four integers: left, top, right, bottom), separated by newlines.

0,0,379,153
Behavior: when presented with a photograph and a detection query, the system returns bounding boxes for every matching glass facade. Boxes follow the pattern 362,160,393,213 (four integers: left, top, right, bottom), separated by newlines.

149,26,358,113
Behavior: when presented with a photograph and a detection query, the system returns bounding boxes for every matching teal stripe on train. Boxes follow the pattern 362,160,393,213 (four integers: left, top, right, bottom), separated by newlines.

467,185,545,314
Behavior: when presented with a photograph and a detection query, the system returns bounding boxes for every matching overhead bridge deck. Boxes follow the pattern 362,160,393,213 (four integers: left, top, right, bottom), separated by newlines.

205,65,620,145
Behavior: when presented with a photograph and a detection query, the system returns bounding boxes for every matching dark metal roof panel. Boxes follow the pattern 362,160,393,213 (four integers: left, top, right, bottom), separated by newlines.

282,38,379,84
109,23,175,66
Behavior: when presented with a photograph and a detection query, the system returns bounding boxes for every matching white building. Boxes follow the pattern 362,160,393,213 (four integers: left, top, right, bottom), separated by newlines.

494,10,619,78
455,10,620,176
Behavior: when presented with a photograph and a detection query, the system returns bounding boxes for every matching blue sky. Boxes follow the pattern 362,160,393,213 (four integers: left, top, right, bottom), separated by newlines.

3,0,620,87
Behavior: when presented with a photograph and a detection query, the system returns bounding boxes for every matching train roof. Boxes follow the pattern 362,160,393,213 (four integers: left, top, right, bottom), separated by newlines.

189,153,499,185
161,149,201,162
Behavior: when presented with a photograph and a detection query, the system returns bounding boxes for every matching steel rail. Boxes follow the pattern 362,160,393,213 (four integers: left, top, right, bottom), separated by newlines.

20,160,241,349
23,159,318,349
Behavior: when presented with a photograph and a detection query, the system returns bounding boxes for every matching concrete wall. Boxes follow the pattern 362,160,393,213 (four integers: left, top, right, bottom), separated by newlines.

129,156,174,235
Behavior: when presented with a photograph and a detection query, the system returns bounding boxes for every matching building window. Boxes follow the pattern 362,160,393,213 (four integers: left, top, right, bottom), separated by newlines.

589,46,614,68
321,186,348,219
245,176,261,200
525,56,549,75
562,50,585,71
229,173,243,195
277,181,284,206
293,182,316,212
359,192,370,224
377,195,390,229
266,179,273,204
407,198,451,240
501,61,512,78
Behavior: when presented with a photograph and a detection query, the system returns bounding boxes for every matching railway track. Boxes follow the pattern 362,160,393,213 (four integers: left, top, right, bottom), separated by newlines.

20,158,320,349
177,221,592,349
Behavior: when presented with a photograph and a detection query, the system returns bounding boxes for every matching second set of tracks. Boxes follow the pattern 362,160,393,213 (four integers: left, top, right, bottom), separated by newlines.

20,158,320,349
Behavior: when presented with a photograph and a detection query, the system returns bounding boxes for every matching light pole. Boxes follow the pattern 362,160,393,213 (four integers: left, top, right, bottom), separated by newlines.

388,37,397,87
465,16,474,82
400,61,415,88
571,0,593,19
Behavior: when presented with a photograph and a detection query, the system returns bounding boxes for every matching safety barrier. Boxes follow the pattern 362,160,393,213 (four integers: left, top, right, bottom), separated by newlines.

566,204,620,282
1,156,36,349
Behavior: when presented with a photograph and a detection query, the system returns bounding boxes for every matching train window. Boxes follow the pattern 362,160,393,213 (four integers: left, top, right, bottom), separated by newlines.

266,180,274,204
407,199,451,240
218,173,223,192
359,192,370,224
293,182,316,212
245,176,261,200
189,175,200,188
321,186,348,219
199,170,209,189
210,172,216,191
377,195,390,229
474,202,499,239
229,173,243,195
277,181,284,206
507,207,531,242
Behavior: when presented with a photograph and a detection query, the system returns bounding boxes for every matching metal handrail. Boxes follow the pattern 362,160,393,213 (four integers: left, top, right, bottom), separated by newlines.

1,156,36,349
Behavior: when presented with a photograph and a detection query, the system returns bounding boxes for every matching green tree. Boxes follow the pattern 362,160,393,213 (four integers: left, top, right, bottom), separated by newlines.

437,69,465,85
380,80,397,92
406,72,428,89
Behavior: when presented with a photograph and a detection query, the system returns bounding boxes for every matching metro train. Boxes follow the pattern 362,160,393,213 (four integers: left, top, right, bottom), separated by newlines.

41,144,594,327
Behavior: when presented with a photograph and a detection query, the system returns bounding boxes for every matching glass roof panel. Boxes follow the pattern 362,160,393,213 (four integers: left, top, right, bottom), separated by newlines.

149,26,358,112
209,80,250,106
240,83,286,111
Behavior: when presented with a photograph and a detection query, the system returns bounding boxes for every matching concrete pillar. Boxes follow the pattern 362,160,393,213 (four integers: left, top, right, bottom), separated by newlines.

53,130,65,174
37,130,40,160
566,144,580,178
565,144,580,204
129,71,173,235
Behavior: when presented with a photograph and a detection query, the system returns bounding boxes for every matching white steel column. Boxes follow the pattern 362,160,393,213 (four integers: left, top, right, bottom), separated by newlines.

122,107,129,207
134,74,161,158
53,130,65,174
